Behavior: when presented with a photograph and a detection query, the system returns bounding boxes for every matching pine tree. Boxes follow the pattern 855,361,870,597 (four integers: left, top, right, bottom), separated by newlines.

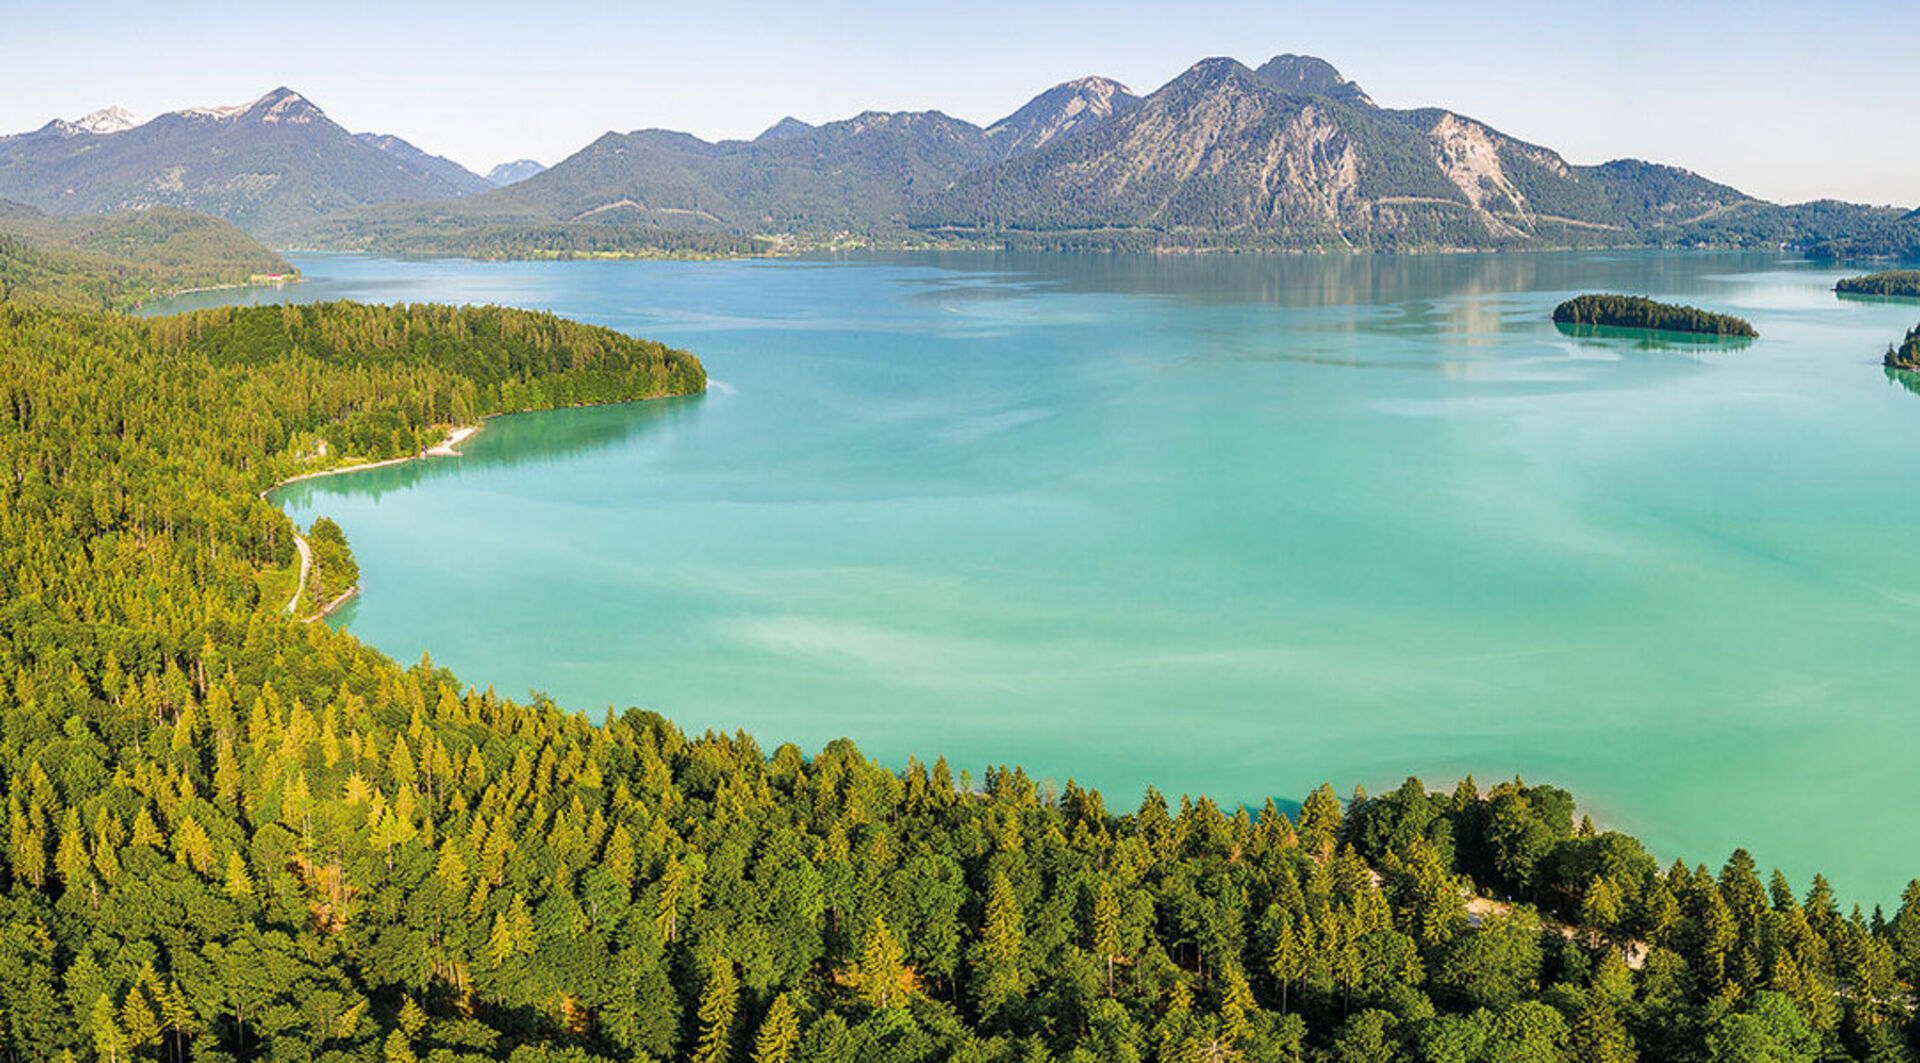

1092,879,1124,996
1219,966,1256,1046
1268,911,1306,1014
604,823,636,882
859,915,907,1008
1571,985,1636,1063
383,1029,418,1063
658,856,690,943
1298,784,1342,862
224,851,255,897
751,992,800,1063
975,871,1026,1019
90,995,126,1063
120,987,160,1051
692,961,740,1063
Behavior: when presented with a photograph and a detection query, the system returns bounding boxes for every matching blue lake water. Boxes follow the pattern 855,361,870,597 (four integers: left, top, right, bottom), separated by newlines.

152,250,1920,902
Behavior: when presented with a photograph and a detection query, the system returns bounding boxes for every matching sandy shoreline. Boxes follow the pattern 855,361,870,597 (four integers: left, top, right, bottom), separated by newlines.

267,422,483,495
267,422,477,620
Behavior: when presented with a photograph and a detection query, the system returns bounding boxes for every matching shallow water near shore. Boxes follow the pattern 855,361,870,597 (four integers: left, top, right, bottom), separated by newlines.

153,250,1920,901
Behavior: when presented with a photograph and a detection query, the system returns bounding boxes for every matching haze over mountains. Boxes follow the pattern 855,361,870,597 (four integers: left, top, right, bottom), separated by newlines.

2,57,1912,256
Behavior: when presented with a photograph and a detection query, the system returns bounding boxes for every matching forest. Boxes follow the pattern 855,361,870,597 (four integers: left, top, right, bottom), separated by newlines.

1550,296,1758,338
0,204,292,312
1838,272,1920,299
0,294,1916,1063
1885,324,1920,372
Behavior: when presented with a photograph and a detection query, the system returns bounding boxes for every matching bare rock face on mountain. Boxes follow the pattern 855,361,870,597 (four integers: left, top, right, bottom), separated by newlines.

58,51,1867,254
918,57,1753,249
0,88,489,239
986,76,1140,156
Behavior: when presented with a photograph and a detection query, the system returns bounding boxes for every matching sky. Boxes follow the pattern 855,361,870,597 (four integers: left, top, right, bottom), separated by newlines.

2,0,1915,206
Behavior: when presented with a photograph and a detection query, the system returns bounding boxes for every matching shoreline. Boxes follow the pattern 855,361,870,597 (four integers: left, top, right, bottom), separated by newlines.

265,421,483,496
131,273,302,313
304,584,359,624
263,385,701,501
265,422,477,623
260,389,698,620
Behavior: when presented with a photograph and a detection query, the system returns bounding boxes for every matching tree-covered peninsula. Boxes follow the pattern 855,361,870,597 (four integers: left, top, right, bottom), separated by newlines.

1551,295,1758,338
1838,271,1920,299
0,291,1916,1063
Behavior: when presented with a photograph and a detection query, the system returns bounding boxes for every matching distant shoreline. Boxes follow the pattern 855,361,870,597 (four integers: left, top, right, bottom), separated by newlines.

133,272,301,311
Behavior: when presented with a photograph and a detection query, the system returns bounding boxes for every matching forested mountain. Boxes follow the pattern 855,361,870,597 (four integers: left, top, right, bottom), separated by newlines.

466,109,998,234
0,200,291,310
486,160,548,187
754,119,815,144
985,77,1140,156
5,58,1907,256
0,88,488,240
1809,205,1920,261
914,57,1767,250
355,133,494,196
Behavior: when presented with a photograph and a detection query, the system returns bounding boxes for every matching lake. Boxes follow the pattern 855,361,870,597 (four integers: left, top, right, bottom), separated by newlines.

150,250,1920,902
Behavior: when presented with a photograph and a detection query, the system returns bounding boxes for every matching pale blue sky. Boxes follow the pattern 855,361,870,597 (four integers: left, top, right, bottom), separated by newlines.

2,0,1914,206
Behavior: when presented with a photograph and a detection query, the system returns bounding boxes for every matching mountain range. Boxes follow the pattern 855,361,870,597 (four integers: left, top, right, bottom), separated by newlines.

2,59,1912,257
0,90,492,239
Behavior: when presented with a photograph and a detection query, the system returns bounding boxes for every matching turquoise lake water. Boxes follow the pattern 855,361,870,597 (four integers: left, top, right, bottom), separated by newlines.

150,251,1920,902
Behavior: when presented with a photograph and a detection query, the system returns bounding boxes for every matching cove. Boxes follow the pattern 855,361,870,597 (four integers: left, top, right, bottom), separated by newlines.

150,250,1920,901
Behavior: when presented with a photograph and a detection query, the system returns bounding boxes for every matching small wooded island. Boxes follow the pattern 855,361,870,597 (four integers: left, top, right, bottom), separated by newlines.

1552,294,1758,337
1837,270,1920,298
1887,324,1920,371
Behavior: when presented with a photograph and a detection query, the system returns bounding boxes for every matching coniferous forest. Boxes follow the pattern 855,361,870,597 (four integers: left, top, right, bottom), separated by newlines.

1836,271,1920,300
0,284,1917,1063
1549,296,1758,339
1886,324,1920,372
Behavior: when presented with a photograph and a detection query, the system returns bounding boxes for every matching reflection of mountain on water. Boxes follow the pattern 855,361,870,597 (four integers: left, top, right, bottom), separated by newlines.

1889,367,1920,399
888,249,1783,312
1552,321,1757,353
272,394,704,506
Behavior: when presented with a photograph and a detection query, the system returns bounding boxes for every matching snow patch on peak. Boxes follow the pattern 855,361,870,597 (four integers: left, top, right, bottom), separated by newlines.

75,107,138,134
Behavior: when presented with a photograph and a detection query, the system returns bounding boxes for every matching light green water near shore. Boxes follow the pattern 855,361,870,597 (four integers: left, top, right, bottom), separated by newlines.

153,250,1920,901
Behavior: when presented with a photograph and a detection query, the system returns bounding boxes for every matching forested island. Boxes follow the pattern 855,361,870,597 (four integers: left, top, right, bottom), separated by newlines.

0,247,1916,1063
1838,271,1920,299
1886,324,1920,372
1551,295,1759,338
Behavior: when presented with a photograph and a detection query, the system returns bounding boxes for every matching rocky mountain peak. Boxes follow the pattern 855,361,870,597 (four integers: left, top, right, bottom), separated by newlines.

246,87,326,124
1253,54,1375,106
75,107,138,134
987,75,1141,155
